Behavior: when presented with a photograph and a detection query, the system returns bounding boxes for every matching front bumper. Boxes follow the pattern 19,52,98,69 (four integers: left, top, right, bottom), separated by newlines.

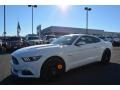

10,56,44,78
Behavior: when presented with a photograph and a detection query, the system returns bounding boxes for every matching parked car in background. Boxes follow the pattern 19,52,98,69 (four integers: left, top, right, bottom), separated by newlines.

26,34,43,46
112,37,120,47
99,36,113,42
11,34,112,80
105,37,113,42
3,36,23,50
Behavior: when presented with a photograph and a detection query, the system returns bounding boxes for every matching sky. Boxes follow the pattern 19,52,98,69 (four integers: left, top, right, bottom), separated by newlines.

0,5,120,36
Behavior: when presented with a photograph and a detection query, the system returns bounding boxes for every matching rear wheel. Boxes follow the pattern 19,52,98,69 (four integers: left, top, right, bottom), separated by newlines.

101,49,111,64
40,57,65,81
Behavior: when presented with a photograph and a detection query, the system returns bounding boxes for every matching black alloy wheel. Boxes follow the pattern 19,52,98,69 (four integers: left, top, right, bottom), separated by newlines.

41,58,65,81
101,50,111,64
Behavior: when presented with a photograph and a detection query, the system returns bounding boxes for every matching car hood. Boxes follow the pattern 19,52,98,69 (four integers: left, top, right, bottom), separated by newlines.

12,44,67,57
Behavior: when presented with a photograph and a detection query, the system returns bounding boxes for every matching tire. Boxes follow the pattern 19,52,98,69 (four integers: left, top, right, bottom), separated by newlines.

101,49,111,64
40,57,65,81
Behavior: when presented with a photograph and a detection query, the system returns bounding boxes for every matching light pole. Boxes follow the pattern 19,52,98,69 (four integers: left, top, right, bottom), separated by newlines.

3,5,6,43
28,5,37,34
84,7,92,34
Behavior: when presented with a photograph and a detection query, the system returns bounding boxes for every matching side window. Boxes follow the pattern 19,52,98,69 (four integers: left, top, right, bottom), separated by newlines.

75,36,88,45
85,36,93,44
75,36,101,45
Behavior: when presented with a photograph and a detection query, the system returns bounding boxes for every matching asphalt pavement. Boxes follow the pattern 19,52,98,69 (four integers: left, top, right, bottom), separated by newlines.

0,47,120,85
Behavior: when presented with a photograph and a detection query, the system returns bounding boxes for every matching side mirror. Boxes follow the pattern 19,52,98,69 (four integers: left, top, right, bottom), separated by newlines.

75,41,86,46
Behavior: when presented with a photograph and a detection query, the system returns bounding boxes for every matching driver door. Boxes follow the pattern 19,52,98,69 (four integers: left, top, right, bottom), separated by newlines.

69,36,98,69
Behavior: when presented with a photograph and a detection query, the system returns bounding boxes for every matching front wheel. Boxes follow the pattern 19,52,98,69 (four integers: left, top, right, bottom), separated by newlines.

101,49,111,64
40,58,65,81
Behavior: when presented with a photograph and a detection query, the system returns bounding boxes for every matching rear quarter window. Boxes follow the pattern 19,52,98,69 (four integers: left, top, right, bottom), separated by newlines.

91,36,101,43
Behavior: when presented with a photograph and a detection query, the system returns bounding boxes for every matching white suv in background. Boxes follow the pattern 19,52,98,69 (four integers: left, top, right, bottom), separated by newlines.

26,34,43,46
11,34,112,80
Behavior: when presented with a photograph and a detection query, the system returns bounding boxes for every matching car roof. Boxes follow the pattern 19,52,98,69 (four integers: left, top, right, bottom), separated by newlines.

64,34,102,40
65,34,98,37
65,34,85,36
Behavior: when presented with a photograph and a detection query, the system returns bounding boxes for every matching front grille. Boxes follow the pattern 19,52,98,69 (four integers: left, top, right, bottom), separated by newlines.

12,56,19,65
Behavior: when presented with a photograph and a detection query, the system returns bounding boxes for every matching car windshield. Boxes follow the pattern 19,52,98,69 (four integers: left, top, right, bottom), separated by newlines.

28,37,39,40
51,35,78,45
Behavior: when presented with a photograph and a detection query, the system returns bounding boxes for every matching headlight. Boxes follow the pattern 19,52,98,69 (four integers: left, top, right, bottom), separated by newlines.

22,56,42,62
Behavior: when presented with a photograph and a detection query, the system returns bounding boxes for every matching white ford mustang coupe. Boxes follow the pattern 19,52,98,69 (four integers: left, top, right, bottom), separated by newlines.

11,34,112,80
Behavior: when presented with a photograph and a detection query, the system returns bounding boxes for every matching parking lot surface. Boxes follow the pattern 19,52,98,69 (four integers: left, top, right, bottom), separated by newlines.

0,47,120,85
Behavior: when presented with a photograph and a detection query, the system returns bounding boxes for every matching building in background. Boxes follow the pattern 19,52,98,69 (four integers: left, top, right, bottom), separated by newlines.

40,26,120,37
41,26,104,36
36,25,120,38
